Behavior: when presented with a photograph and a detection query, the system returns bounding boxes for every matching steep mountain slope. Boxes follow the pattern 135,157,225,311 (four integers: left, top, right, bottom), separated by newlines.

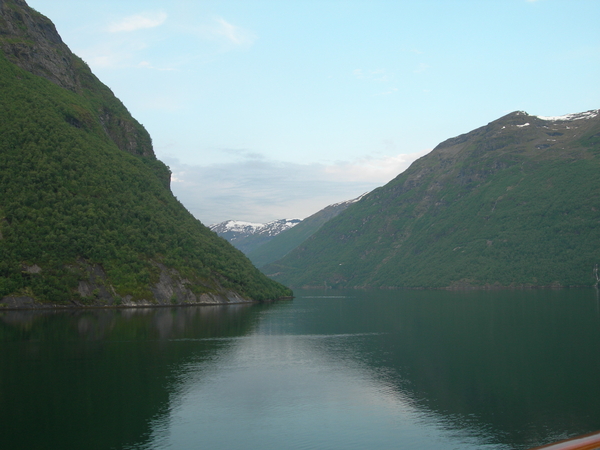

0,0,292,307
210,219,300,254
265,110,600,289
247,194,367,268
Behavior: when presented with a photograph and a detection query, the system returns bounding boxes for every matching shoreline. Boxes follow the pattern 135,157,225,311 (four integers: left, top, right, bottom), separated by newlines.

0,295,294,311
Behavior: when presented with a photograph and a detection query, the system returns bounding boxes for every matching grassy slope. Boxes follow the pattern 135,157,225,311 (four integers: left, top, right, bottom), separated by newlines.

0,51,291,303
265,112,600,288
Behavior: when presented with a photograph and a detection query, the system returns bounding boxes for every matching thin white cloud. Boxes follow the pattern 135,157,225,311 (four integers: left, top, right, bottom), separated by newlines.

191,17,257,47
219,148,266,160
323,150,430,182
80,41,148,69
80,42,176,72
164,150,428,225
108,11,167,33
87,13,254,72
214,17,256,45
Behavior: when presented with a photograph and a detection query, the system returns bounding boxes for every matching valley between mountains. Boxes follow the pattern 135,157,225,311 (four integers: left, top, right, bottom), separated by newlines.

2,0,599,308
217,110,600,289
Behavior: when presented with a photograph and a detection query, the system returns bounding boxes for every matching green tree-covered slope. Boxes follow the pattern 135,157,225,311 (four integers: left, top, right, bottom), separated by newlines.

0,0,291,306
248,195,364,268
265,110,600,289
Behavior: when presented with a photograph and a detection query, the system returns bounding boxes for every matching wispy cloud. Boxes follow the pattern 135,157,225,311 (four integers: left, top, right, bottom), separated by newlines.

108,11,168,33
214,17,256,45
191,17,257,48
82,46,178,71
219,148,266,160
80,41,148,69
81,15,177,71
322,150,430,182
84,13,254,72
164,150,428,225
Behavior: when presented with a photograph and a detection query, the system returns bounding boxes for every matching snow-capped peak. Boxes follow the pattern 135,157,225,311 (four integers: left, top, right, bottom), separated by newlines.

210,218,301,238
535,109,599,122
223,220,263,233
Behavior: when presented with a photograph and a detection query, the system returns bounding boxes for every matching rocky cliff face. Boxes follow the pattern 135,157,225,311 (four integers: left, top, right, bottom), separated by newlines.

1,262,253,309
0,0,155,160
0,0,79,91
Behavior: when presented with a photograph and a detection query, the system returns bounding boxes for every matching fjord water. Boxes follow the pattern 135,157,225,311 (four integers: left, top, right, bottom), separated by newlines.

2,290,600,450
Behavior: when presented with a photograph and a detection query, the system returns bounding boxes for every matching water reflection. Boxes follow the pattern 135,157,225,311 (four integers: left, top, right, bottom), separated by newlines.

2,290,600,450
0,304,264,450
146,330,500,450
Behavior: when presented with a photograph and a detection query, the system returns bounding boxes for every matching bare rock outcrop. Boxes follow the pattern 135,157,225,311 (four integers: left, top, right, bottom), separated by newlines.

0,0,80,91
0,0,156,159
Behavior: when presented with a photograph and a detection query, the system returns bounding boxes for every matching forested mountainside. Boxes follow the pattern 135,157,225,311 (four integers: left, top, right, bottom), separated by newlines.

265,110,600,289
248,194,366,268
0,0,291,307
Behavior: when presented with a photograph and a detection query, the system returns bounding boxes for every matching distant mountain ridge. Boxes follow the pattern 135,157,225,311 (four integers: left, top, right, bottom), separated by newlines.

247,193,368,268
265,109,600,289
210,219,301,254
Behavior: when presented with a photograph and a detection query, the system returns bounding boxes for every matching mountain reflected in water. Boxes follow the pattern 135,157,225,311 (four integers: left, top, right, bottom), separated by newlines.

0,304,263,450
2,290,600,450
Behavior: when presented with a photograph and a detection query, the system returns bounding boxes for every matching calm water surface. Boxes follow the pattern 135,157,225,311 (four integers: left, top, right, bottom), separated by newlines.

2,289,600,450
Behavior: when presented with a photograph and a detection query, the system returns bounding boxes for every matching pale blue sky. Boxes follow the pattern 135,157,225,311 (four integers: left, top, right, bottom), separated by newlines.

27,0,600,224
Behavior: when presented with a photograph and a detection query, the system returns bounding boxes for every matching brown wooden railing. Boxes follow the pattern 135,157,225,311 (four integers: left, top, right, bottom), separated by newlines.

528,431,600,450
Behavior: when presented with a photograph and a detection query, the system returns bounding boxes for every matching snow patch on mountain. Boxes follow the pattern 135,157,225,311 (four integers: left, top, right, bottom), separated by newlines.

223,221,264,233
536,110,599,122
329,192,369,208
210,218,301,240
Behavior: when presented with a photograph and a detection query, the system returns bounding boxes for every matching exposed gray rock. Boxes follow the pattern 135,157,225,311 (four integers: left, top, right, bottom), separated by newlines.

0,0,80,92
76,263,117,303
23,264,42,274
0,0,156,158
150,264,252,305
0,296,38,309
1,260,253,309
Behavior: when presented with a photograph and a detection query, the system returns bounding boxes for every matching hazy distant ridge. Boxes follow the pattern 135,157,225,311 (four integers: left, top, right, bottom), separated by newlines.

247,194,367,268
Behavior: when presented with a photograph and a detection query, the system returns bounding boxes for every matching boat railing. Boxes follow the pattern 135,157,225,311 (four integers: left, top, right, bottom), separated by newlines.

528,431,600,450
